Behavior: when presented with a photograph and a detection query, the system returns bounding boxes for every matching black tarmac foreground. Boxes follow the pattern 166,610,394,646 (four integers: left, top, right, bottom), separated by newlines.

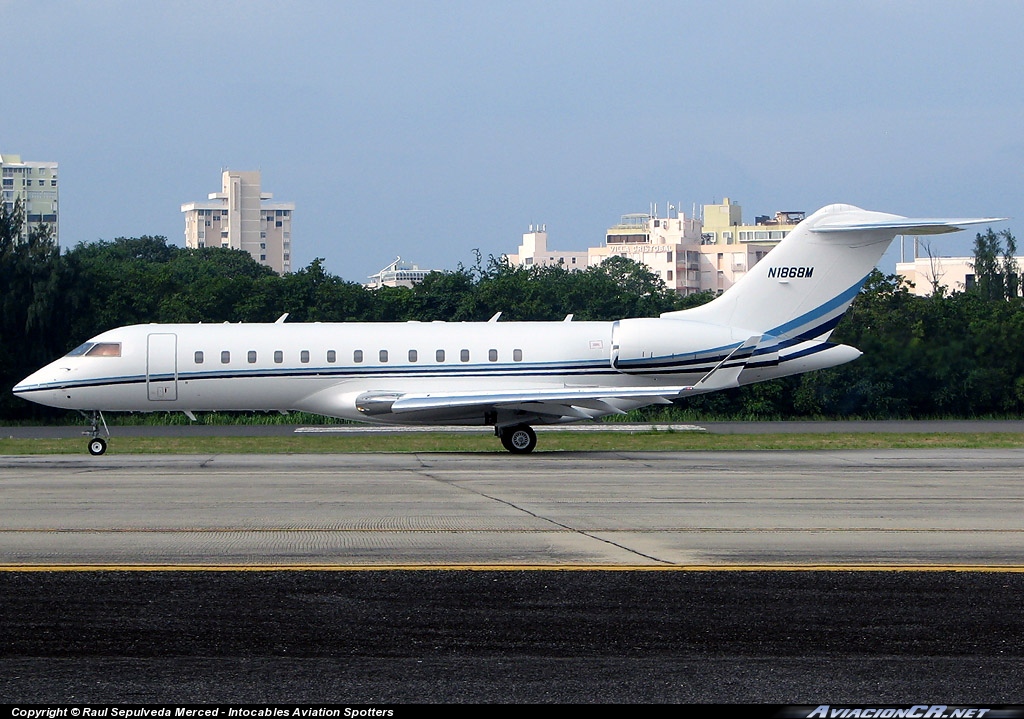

1,570,1022,704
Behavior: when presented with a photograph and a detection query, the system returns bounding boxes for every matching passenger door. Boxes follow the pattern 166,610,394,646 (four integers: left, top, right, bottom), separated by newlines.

147,333,178,401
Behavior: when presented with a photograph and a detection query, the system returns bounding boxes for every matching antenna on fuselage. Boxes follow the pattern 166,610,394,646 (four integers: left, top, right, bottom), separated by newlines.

275,313,289,324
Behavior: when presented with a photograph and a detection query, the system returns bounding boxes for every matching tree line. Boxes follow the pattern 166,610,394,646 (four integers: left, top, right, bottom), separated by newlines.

2,199,1021,420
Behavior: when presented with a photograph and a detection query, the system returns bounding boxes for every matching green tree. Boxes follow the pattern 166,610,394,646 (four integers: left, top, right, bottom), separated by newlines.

970,228,1016,300
0,199,70,417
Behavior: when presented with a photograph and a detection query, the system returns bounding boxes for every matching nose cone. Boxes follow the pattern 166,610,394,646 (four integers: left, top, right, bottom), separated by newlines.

12,364,70,408
13,370,42,396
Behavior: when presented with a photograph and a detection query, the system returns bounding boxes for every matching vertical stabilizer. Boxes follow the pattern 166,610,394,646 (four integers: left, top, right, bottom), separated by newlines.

663,204,1003,341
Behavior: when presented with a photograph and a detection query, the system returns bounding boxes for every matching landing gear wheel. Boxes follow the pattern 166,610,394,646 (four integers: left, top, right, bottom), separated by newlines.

500,424,537,454
88,437,107,456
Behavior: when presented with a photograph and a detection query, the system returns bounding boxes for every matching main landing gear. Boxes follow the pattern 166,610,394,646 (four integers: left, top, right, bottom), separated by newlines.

497,424,537,454
81,410,110,455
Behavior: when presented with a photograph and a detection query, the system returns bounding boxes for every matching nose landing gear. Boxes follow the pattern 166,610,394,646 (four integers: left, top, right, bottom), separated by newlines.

80,410,110,455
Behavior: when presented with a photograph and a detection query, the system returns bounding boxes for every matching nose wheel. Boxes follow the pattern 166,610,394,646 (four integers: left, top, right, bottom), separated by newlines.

88,437,108,456
499,424,537,454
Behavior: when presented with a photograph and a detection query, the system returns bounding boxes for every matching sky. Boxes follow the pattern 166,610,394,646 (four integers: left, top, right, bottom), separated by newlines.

2,0,1021,282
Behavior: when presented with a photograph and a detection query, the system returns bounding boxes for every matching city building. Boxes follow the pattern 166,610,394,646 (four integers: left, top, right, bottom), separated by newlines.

699,197,802,246
365,257,440,289
896,255,977,296
1,153,59,243
693,243,776,295
589,199,790,295
588,210,705,293
181,170,294,273
505,224,588,270
502,198,800,296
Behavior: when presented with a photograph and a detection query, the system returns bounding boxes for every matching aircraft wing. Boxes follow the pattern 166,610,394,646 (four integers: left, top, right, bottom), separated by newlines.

378,335,764,419
389,385,679,416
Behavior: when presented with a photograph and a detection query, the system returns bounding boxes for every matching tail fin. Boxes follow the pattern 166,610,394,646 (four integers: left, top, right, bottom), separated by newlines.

664,204,1004,341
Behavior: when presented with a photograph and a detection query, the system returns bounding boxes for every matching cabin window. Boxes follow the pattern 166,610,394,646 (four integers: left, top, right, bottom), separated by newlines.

221,351,230,364
248,351,257,364
274,350,283,364
436,349,445,362
300,350,310,363
408,349,418,362
194,351,204,364
460,349,470,362
84,343,122,357
327,350,336,363
353,350,363,363
488,349,498,362
513,349,523,362
379,349,388,363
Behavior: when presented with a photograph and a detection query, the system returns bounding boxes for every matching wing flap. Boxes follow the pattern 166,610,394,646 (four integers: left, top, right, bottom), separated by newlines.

388,385,688,414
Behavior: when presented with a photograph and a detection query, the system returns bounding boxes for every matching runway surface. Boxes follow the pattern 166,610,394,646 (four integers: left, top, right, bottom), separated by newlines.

2,449,1023,702
2,450,1022,568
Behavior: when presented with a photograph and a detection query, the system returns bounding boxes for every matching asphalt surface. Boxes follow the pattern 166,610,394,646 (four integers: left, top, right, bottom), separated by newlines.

2,570,1023,703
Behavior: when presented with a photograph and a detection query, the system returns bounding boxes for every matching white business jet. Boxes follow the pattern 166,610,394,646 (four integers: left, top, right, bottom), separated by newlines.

14,204,1004,455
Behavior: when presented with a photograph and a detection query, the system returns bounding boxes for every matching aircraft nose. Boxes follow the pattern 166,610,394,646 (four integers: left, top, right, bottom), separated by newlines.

12,373,37,395
13,365,67,396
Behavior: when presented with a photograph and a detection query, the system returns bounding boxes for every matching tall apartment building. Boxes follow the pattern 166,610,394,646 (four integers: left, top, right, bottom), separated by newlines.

1,153,59,243
181,170,294,273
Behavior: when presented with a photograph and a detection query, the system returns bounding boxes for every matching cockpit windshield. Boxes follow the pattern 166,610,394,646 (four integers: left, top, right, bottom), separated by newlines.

66,343,94,357
65,342,122,358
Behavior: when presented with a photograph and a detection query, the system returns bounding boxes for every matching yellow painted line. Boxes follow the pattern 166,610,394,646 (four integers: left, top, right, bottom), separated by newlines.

2,563,1024,572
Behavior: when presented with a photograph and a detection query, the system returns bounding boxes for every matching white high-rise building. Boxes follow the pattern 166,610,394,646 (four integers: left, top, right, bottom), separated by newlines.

182,170,294,273
1,154,59,243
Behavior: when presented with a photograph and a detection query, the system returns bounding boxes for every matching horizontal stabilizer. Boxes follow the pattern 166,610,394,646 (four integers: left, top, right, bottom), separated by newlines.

811,217,1006,235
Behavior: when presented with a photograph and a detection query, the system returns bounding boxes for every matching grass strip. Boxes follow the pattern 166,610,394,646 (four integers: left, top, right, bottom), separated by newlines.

2,431,1024,455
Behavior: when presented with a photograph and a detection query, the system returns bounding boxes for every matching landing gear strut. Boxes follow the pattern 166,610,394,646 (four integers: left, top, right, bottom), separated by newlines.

81,410,110,455
498,424,537,454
